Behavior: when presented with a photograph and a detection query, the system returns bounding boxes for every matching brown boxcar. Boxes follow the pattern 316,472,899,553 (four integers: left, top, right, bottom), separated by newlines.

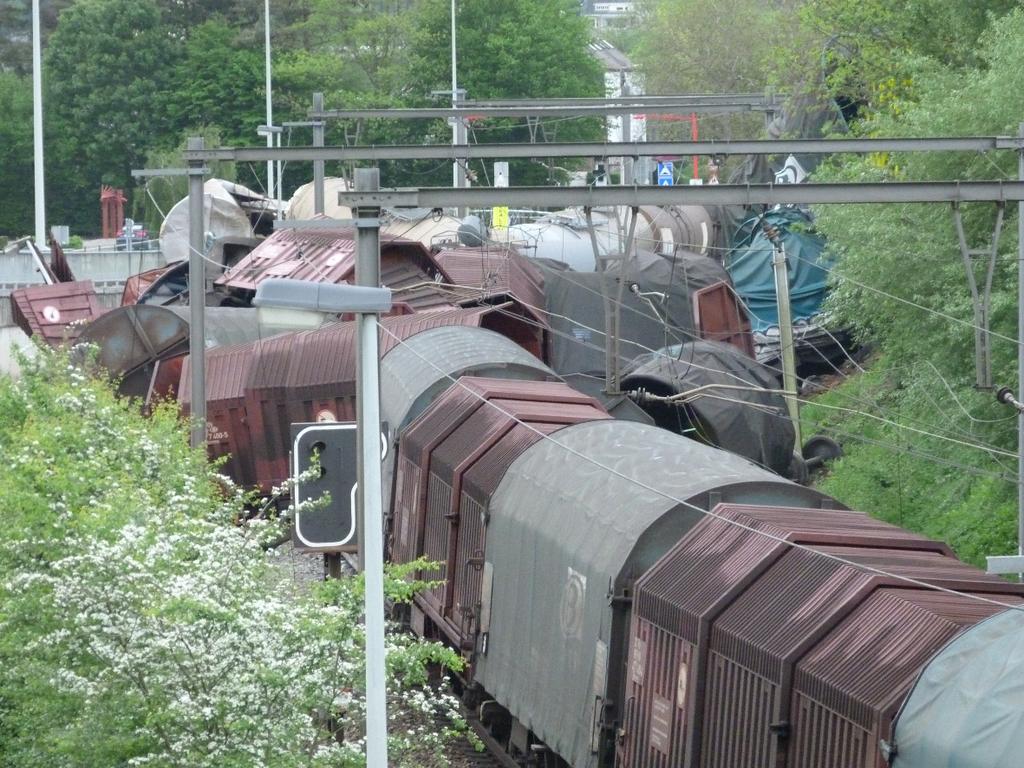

12,280,106,347
182,309,552,494
622,504,1024,768
392,376,610,651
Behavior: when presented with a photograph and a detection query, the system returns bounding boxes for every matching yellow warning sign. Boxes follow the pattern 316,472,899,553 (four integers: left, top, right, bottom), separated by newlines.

492,206,510,229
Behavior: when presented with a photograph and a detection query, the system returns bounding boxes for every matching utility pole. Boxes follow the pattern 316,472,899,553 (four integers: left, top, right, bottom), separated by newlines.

620,74,633,185
353,167,388,768
264,0,274,209
187,137,207,449
450,0,469,217
763,220,802,449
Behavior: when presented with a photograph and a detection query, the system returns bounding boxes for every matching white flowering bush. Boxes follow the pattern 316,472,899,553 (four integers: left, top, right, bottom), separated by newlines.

0,346,473,767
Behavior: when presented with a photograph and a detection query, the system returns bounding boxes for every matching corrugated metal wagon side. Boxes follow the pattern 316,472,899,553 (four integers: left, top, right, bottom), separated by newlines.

210,308,544,493
180,341,258,487
624,504,1024,768
391,376,609,651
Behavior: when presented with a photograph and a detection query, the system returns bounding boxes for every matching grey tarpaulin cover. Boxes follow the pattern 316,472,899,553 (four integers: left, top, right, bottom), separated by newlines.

891,607,1024,768
537,250,728,378
621,339,794,474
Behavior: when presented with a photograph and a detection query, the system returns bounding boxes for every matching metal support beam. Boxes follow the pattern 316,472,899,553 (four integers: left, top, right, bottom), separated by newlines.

186,137,207,450
462,93,784,107
333,182,1024,209
131,168,196,178
311,104,778,119
453,88,468,218
313,91,325,216
612,209,640,395
183,136,1014,163
766,230,802,448
952,201,1004,389
584,207,614,392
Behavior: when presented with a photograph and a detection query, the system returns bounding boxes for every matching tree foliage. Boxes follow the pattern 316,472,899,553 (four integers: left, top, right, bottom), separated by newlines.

796,7,1024,564
626,1,1024,562
634,0,801,95
43,0,179,233
0,71,33,235
0,346,474,766
397,0,604,185
1,0,606,236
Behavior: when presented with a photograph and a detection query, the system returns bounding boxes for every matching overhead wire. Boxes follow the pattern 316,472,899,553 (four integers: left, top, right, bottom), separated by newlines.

416,278,1020,478
465,251,1018,458
170,188,1017,471
492,295,1016,483
648,220,1022,347
782,241,1022,347
563,233,1014,452
378,322,1024,613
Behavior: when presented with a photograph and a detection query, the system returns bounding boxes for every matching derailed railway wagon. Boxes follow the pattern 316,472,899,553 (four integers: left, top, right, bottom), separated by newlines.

52,214,1024,768
386,362,1024,768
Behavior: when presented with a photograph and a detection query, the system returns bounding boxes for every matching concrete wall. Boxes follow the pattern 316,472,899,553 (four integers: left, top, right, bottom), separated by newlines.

1,249,165,287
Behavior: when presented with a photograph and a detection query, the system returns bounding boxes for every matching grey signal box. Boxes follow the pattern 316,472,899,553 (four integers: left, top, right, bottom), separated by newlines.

291,422,359,552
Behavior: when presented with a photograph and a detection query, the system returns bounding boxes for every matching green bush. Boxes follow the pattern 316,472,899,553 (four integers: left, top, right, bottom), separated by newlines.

0,345,471,767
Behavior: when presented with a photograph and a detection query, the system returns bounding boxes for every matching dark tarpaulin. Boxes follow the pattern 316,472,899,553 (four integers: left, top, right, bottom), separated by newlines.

890,608,1024,768
537,250,729,378
621,339,794,475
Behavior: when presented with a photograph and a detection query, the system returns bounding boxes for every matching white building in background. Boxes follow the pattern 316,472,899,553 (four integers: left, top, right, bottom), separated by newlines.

588,40,648,184
582,1,638,29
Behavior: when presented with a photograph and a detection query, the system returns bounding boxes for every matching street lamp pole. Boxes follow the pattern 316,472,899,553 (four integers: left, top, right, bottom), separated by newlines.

354,168,388,768
32,0,45,247
451,0,458,189
253,269,393,764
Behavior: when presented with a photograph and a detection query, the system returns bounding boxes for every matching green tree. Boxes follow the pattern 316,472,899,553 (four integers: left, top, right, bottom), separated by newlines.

635,0,801,95
44,0,179,234
168,20,265,146
799,8,1024,564
397,0,604,185
782,0,1020,119
407,0,601,102
0,71,32,236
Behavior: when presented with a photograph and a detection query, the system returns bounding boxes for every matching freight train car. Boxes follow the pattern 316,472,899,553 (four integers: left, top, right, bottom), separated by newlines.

382,343,1024,768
